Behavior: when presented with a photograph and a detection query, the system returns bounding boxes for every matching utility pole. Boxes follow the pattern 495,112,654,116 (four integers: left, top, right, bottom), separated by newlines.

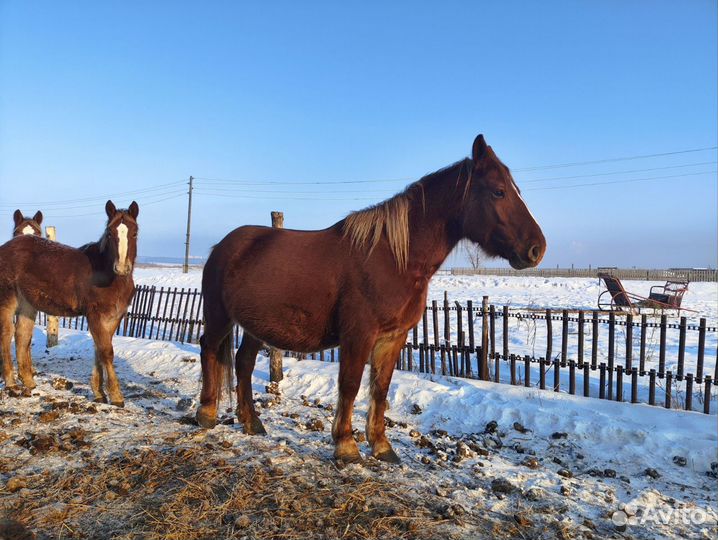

183,175,194,273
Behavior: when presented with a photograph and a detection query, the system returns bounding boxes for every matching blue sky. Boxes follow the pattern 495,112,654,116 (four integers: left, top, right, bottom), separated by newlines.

1,1,716,268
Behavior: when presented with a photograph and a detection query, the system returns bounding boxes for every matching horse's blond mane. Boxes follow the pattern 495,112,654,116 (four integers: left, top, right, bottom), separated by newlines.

342,159,470,272
343,193,412,271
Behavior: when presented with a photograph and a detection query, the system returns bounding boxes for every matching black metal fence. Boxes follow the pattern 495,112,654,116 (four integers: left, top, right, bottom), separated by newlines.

37,285,718,414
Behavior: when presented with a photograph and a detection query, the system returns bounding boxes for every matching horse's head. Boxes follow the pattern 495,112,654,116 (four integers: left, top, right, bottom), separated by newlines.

104,200,139,276
13,210,43,237
461,134,546,269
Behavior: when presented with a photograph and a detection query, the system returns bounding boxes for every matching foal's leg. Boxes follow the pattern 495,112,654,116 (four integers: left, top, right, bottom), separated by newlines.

366,331,406,464
88,315,125,406
15,304,38,390
0,294,18,388
332,336,374,463
196,322,233,428
235,333,265,435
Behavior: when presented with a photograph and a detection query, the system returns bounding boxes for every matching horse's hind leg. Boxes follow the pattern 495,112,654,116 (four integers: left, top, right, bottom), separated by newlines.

15,301,37,390
196,321,233,428
332,335,374,463
366,331,406,464
0,293,18,388
88,315,124,406
235,333,265,435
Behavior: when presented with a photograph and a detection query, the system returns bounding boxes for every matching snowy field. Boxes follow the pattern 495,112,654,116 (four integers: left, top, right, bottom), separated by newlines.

0,267,716,539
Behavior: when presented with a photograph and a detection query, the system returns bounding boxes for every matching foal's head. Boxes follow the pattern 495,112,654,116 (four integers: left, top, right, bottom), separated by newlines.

103,200,140,276
12,210,43,237
461,134,546,269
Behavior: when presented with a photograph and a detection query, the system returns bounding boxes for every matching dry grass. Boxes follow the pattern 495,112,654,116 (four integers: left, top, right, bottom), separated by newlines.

1,444,495,540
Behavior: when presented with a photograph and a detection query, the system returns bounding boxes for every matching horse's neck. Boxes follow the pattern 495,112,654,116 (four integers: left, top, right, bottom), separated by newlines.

406,162,467,275
83,234,117,276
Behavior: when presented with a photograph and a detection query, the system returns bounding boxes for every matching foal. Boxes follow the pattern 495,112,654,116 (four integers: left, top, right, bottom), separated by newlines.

0,201,139,405
197,134,546,463
12,210,43,237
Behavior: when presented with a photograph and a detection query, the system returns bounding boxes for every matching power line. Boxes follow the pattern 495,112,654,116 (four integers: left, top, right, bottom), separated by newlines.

522,161,717,183
524,170,716,191
513,146,717,172
0,180,186,209
47,193,187,218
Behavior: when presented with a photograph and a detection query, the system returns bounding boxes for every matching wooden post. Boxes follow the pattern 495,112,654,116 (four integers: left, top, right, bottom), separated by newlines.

45,226,59,348
269,211,284,383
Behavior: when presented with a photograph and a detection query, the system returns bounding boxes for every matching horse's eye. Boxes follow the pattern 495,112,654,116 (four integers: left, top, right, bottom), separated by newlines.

493,189,505,199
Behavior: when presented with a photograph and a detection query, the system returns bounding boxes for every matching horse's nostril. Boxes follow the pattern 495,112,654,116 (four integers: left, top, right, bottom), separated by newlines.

528,244,542,262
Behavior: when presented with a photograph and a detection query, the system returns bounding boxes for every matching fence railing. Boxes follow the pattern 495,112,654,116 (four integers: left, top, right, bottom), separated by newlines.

450,267,718,282
37,285,718,414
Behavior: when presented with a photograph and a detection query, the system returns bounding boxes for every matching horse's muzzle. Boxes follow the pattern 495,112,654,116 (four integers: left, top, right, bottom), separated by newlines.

114,263,133,276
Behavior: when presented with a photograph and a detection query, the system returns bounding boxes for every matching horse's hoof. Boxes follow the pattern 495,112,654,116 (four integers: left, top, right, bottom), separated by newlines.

243,417,267,436
196,409,217,429
374,448,401,464
94,397,108,404
111,401,125,408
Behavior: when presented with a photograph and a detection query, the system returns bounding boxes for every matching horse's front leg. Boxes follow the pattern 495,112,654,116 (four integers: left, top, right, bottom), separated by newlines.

366,331,407,464
332,334,374,463
88,315,124,407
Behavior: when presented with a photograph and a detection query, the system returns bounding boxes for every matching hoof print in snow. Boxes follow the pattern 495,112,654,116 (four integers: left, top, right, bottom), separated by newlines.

305,418,324,432
430,429,448,438
181,356,196,363
484,420,498,434
551,431,568,440
175,398,193,411
491,478,516,495
415,436,436,452
512,421,529,433
557,468,573,479
672,455,687,467
410,403,422,415
603,468,617,478
645,467,661,479
51,378,73,390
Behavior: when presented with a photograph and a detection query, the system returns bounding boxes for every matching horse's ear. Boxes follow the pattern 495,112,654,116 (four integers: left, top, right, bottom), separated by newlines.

33,211,43,225
472,134,488,162
128,201,139,219
105,200,117,218
13,210,23,227
471,134,489,162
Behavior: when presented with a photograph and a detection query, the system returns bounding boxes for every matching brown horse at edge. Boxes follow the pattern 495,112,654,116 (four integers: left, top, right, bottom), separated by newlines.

0,201,139,405
197,134,546,463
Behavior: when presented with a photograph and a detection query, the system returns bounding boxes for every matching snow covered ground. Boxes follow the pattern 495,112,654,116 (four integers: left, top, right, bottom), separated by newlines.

1,268,716,538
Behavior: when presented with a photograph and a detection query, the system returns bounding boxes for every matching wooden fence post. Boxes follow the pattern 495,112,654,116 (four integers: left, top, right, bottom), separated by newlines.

269,211,284,383
45,226,59,348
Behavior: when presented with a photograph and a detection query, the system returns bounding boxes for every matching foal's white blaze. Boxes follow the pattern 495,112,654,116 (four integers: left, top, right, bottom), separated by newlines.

117,223,129,269
21,225,35,235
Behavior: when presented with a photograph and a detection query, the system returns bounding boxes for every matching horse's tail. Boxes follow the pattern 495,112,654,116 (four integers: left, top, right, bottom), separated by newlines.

215,333,235,410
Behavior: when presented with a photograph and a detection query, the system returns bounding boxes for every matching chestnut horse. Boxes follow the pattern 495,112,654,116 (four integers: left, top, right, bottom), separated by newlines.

197,134,546,463
0,201,139,406
12,210,43,237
